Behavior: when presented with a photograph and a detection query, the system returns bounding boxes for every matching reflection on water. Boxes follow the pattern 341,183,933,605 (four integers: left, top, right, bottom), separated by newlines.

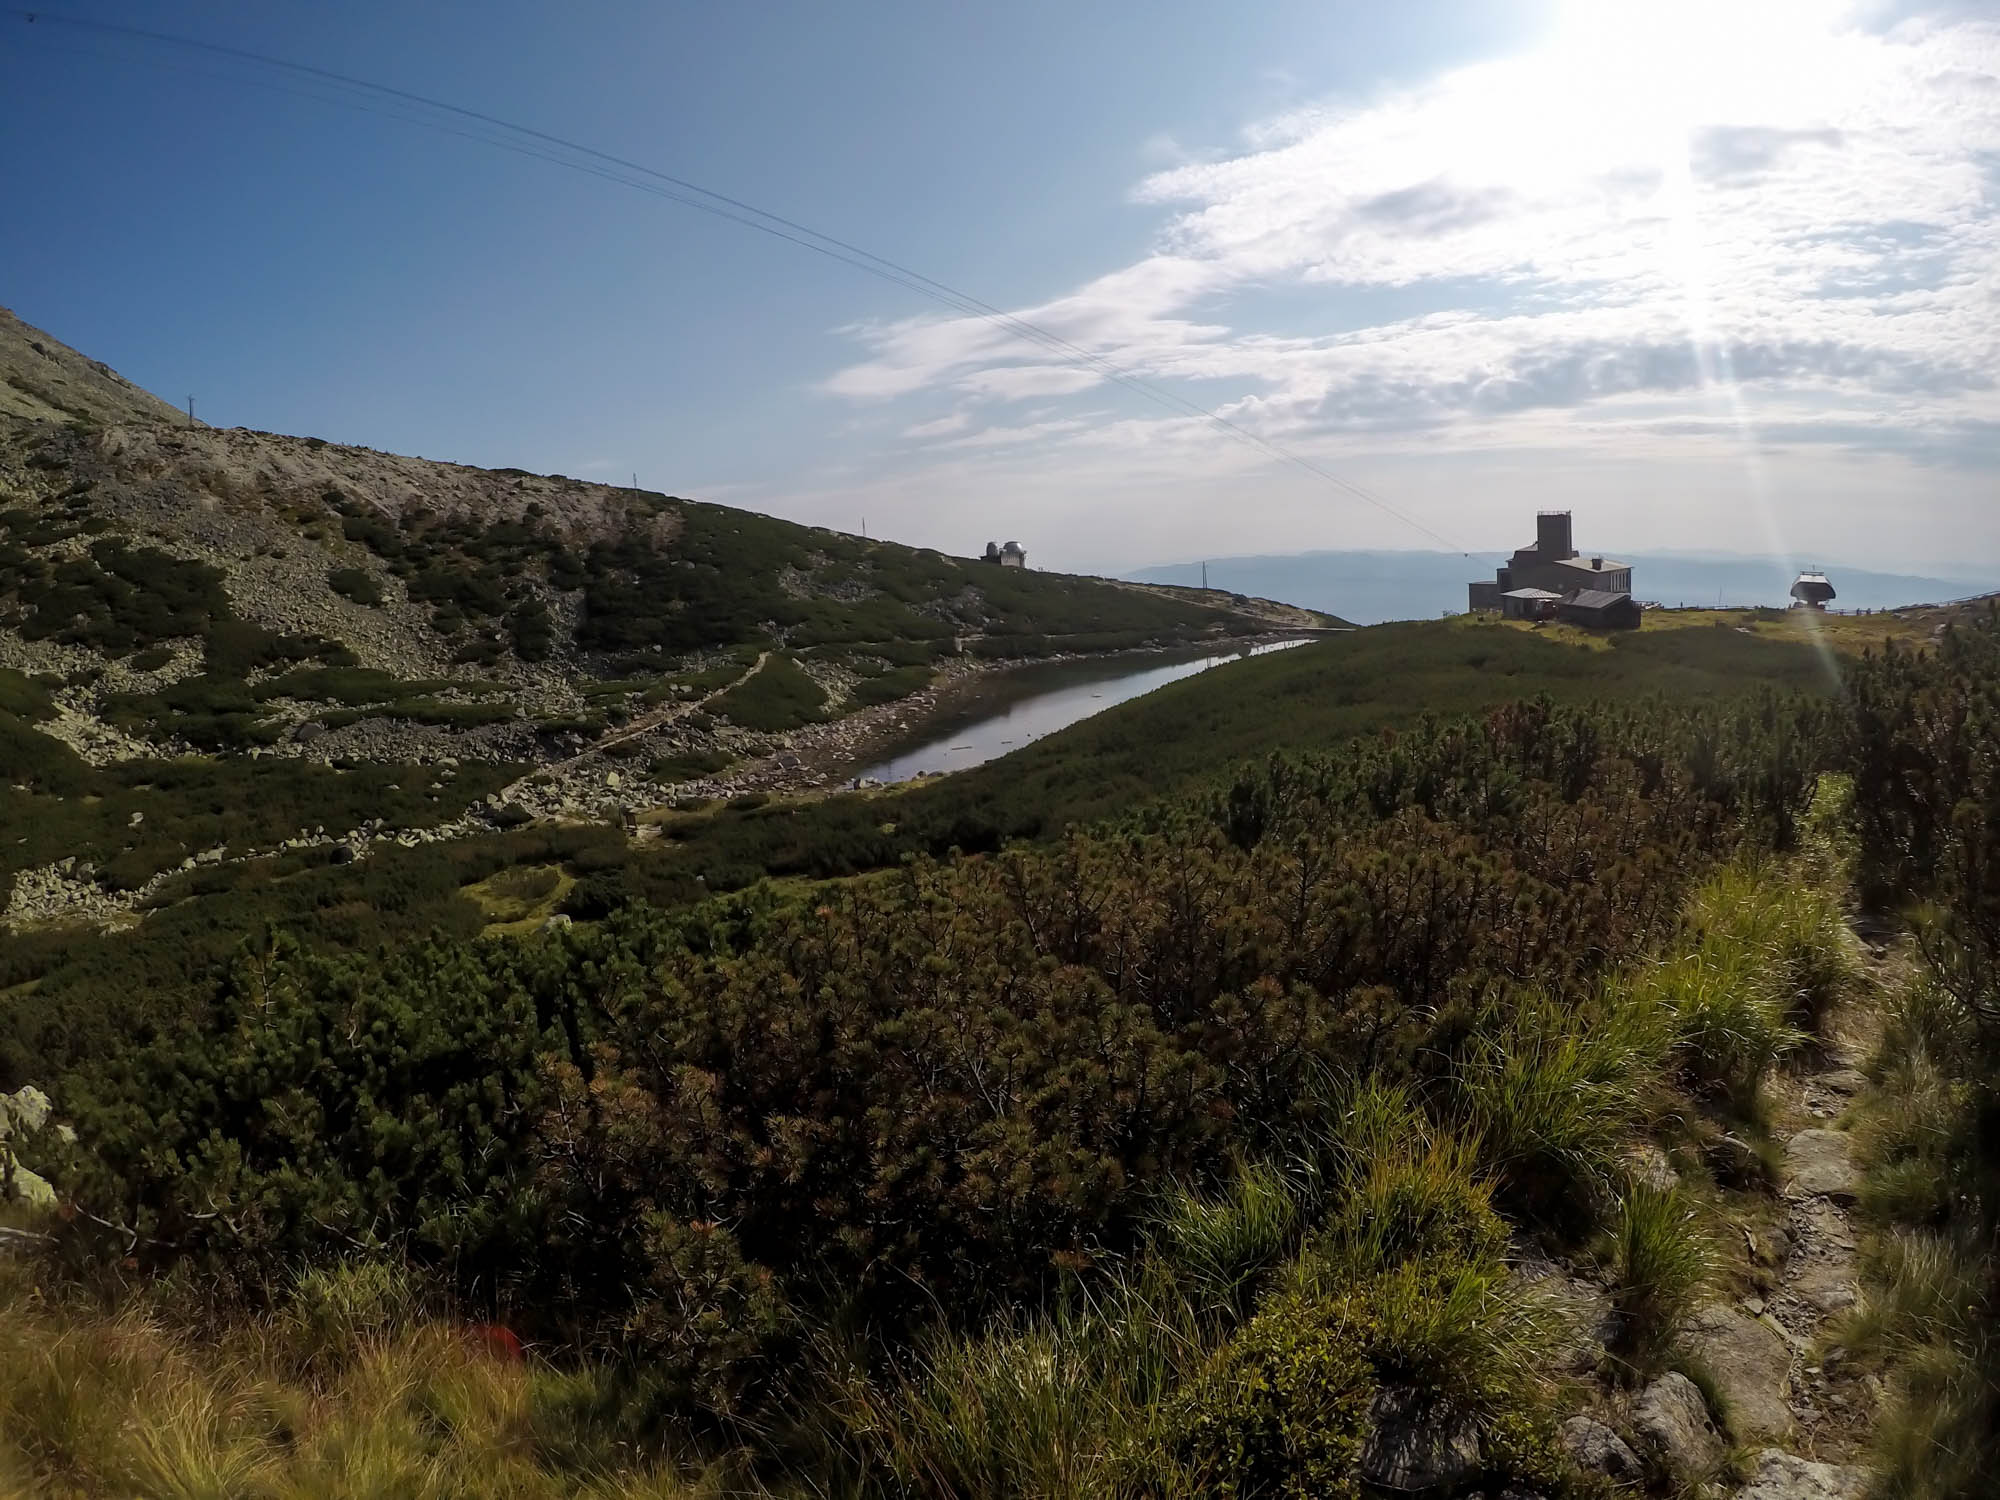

856,639,1312,785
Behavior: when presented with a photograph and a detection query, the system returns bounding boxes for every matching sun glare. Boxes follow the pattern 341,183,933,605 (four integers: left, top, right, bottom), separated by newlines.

1460,0,1861,187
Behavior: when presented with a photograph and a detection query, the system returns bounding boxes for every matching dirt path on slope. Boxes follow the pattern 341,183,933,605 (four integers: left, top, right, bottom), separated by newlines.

501,650,771,798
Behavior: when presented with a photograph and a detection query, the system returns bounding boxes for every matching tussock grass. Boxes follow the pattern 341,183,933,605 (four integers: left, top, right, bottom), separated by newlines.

0,1264,743,1500
1685,861,1859,1038
1606,1183,1714,1375
1847,957,2000,1500
1619,861,1857,1116
1155,1161,1301,1323
1315,1134,1508,1277
1844,1229,1997,1500
828,1266,1209,1500
1457,986,1669,1225
1856,976,1976,1226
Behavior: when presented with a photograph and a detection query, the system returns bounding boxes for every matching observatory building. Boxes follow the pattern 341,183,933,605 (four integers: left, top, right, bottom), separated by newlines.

1790,571,1836,608
1468,511,1635,625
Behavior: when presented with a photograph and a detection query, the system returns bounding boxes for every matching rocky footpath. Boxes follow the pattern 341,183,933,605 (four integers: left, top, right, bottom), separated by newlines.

1531,978,1883,1499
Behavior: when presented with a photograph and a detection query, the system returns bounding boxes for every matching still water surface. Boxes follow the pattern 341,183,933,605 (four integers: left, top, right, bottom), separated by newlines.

856,638,1313,785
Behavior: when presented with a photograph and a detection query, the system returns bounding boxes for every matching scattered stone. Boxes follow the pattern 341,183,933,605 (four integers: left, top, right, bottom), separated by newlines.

1785,1129,1857,1202
1359,1386,1480,1492
1558,1416,1640,1481
1735,1448,1868,1499
127,809,143,827
540,914,572,933
1627,1141,1680,1191
294,720,327,743
1630,1371,1723,1474
1792,1261,1860,1318
1818,1068,1867,1097
1686,1302,1795,1443
1705,1130,1768,1188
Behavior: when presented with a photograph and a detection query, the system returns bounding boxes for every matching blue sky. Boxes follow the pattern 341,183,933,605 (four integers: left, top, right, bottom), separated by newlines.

2,0,1994,575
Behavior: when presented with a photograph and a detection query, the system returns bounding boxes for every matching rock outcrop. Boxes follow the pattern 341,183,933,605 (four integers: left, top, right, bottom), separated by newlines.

1630,1371,1724,1474
1735,1448,1868,1500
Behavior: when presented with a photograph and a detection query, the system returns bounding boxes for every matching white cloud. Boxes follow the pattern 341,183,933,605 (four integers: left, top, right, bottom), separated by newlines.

903,411,972,439
802,3,2000,571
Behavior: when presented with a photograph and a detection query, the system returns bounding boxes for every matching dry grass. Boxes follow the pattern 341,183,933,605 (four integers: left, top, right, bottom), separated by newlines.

0,1264,749,1500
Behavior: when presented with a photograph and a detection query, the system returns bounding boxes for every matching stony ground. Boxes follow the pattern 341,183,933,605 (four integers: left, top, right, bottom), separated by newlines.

1532,931,1896,1499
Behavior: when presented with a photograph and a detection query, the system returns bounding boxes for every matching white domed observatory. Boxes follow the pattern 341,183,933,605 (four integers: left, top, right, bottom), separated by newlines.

1790,571,1837,609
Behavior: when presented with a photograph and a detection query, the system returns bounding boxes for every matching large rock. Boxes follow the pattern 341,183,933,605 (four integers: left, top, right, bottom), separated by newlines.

1,1085,58,1212
0,1085,50,1136
1630,1371,1724,1473
1785,1129,1858,1202
1686,1302,1796,1443
1359,1385,1480,1492
1736,1448,1868,1499
1558,1416,1640,1481
1626,1141,1681,1191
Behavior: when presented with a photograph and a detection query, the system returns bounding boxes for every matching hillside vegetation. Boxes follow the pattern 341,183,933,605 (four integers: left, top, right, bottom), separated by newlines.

5,298,1998,1498
0,305,1335,931
9,602,1999,1495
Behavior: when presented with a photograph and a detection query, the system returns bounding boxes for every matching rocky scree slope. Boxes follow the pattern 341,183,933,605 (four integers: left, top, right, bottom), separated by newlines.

0,308,1320,872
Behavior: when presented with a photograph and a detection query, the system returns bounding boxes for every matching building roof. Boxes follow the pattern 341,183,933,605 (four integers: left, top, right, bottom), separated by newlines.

1551,555,1629,575
1567,589,1634,611
1502,587,1564,600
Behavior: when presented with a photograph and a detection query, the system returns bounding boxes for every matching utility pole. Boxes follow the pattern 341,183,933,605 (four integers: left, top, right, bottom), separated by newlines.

861,516,867,540
186,395,195,429
1202,559,1208,591
632,472,638,491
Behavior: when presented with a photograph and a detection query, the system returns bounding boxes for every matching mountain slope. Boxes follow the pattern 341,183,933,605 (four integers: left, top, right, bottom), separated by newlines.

0,306,1333,768
0,306,1343,925
0,306,189,427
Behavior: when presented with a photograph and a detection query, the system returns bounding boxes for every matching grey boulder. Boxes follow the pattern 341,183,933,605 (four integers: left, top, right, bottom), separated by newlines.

1736,1448,1868,1499
1630,1370,1723,1473
1558,1415,1640,1481
1687,1302,1796,1443
1785,1129,1858,1202
1360,1385,1480,1492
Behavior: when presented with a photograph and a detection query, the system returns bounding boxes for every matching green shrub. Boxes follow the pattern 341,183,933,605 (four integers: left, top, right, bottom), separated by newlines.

649,749,734,782
0,668,53,721
1317,1138,1508,1276
326,567,384,607
849,663,933,707
620,1215,789,1422
710,655,826,733
1168,1292,1374,1500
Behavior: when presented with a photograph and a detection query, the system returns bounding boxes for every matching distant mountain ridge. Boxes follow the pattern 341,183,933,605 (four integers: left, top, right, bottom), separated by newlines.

1129,549,1995,626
